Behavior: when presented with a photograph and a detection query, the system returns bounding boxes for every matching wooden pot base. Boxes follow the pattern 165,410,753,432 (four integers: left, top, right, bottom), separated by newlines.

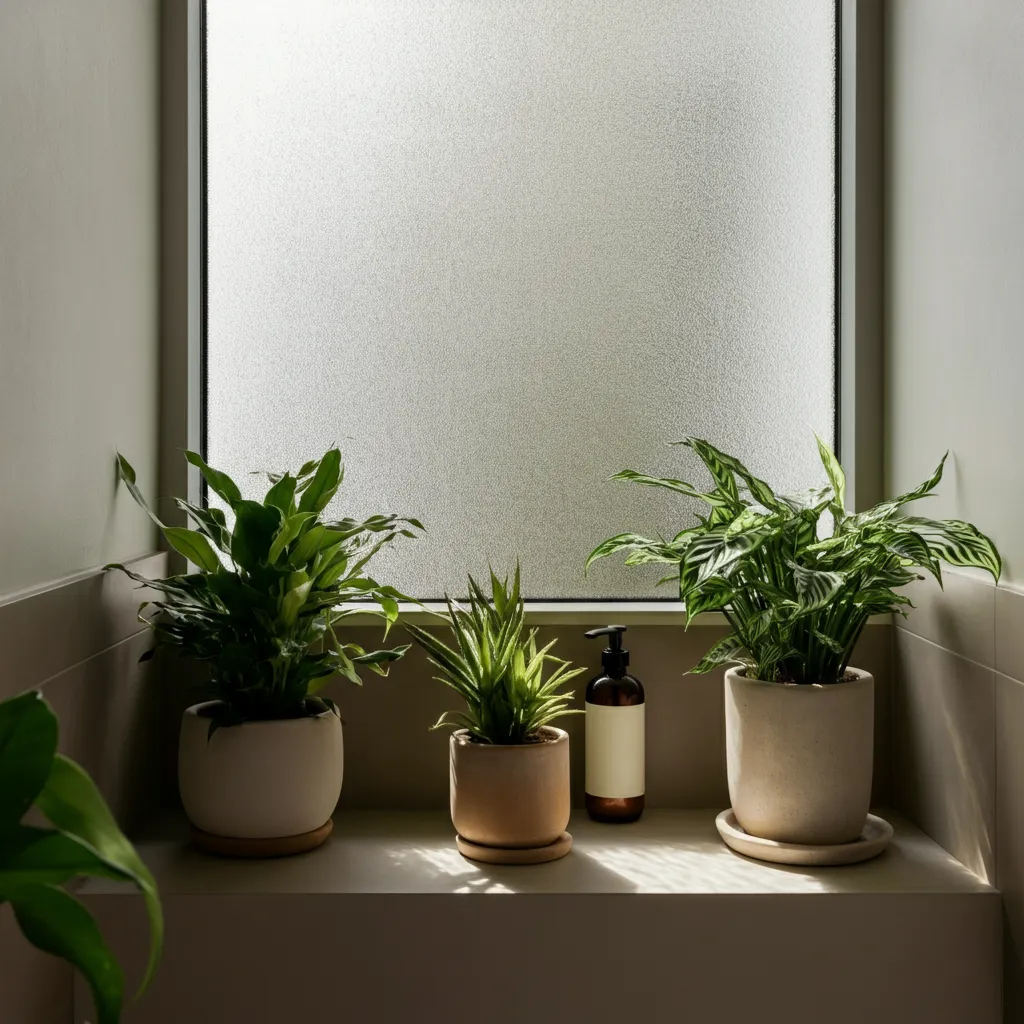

455,831,573,865
190,818,333,858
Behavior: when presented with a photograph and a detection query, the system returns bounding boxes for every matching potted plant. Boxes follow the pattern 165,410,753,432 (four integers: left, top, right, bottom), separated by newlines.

405,568,585,864
0,689,162,1023
108,448,421,854
589,435,1000,852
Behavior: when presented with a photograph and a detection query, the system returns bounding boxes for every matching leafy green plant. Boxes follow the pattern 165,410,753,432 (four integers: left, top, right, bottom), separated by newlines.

588,435,1001,685
0,690,162,1024
107,449,422,724
405,567,585,744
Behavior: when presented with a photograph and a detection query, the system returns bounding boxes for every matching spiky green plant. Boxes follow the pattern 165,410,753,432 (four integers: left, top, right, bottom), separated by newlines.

405,568,585,744
588,435,1001,685
107,448,422,725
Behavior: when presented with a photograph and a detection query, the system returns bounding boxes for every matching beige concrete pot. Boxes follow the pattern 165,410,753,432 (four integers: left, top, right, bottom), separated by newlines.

179,701,343,839
450,727,570,848
725,666,874,845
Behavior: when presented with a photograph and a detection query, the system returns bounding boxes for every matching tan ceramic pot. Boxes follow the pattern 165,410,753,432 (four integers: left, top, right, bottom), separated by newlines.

179,701,343,839
725,667,874,846
450,727,570,848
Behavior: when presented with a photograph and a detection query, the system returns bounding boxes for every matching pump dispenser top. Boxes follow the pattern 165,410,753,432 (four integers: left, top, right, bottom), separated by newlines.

584,625,629,677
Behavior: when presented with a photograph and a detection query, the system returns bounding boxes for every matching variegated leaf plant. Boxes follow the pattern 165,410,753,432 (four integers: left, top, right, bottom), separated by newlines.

588,436,1000,685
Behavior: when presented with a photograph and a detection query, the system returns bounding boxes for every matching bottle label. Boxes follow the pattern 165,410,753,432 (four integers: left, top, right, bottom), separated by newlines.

585,702,645,799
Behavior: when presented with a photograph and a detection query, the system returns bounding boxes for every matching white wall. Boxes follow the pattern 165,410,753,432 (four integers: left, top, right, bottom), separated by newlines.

886,4,1024,1019
886,0,1024,584
0,0,160,597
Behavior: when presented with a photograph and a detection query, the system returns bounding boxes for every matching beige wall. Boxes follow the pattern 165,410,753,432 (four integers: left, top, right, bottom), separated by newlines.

885,2,1024,1019
0,1,162,1021
886,0,1024,583
0,0,160,598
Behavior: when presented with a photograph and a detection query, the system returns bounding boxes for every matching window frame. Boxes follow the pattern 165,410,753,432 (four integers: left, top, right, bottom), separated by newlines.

163,0,881,614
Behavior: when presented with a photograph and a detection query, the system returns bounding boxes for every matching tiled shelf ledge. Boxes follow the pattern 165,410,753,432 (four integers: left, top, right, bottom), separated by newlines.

78,811,999,1024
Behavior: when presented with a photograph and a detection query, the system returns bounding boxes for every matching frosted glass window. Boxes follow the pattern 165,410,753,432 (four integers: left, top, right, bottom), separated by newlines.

206,0,836,599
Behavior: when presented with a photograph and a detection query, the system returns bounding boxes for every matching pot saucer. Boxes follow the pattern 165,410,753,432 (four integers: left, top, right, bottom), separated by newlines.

715,809,893,866
456,831,572,865
191,818,333,858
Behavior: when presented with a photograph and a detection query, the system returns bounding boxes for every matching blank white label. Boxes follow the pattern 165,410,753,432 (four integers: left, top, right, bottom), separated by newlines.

585,702,645,799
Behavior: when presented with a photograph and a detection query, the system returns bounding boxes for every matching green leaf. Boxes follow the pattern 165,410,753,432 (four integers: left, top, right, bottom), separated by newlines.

901,517,1002,581
291,524,327,567
298,448,342,514
892,453,948,510
230,501,284,572
683,578,734,618
162,528,221,573
172,499,231,551
814,432,846,515
585,533,656,570
351,645,409,676
688,633,749,675
264,473,297,513
35,755,163,994
754,642,799,680
0,825,136,888
677,438,740,504
610,470,730,507
114,454,164,530
267,512,316,564
881,529,943,581
679,437,781,511
790,562,846,612
315,554,350,588
0,692,57,825
684,523,771,582
183,451,242,506
743,607,777,644
379,596,400,625
280,576,313,626
812,630,846,655
8,884,123,1024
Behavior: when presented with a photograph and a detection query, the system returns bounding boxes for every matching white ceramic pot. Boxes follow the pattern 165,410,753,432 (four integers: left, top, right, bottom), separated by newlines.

178,701,343,839
725,666,874,846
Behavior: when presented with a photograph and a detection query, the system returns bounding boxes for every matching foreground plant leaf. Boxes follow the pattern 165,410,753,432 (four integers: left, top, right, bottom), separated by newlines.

9,883,124,1024
36,755,163,992
0,690,163,1024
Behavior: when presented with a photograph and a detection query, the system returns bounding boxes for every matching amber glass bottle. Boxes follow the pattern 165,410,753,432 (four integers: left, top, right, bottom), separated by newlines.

584,626,645,823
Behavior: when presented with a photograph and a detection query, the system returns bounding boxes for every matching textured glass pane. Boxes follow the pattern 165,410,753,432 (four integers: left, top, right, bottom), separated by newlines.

206,0,836,598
